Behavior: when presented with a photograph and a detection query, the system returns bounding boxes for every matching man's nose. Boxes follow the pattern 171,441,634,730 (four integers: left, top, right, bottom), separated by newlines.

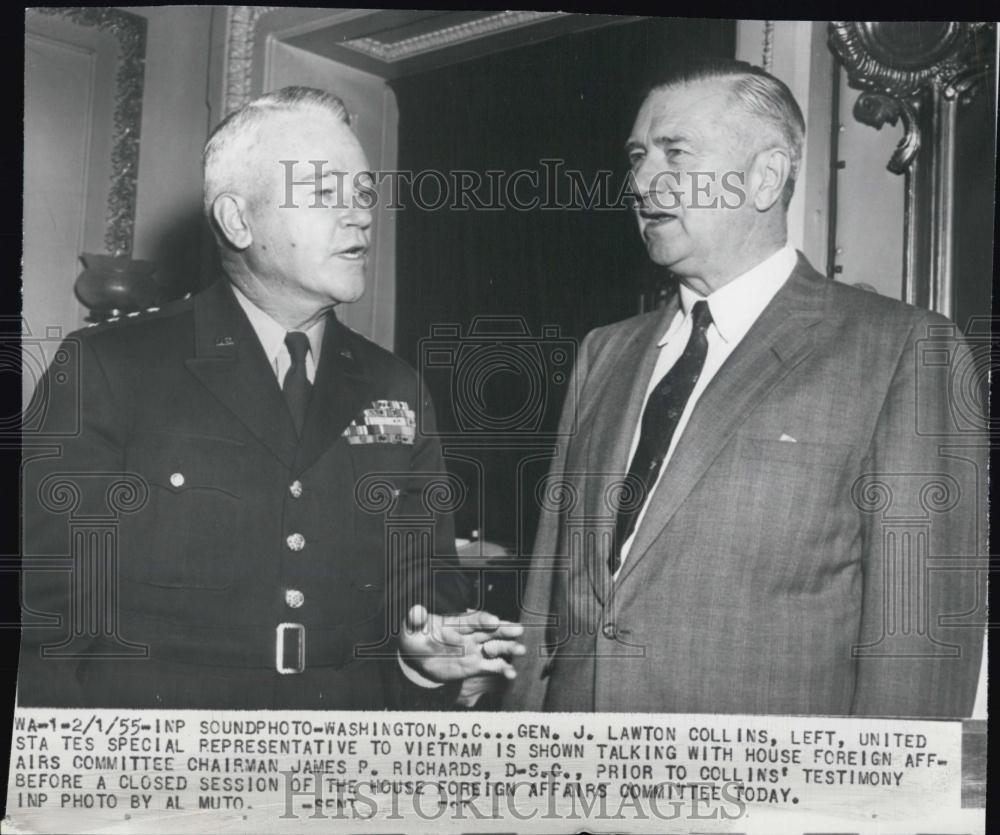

342,203,373,229
630,157,659,204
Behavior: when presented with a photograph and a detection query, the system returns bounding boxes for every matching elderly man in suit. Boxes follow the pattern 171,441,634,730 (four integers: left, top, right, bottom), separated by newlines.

505,60,985,717
18,86,522,709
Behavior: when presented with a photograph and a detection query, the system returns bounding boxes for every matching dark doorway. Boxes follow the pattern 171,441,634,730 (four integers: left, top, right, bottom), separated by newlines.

391,17,735,558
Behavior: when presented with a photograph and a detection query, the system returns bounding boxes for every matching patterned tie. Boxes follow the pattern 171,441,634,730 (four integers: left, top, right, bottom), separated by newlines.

609,300,714,575
283,331,312,434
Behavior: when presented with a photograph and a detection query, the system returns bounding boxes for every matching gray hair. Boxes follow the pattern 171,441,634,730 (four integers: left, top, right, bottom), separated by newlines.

650,59,805,206
203,86,351,214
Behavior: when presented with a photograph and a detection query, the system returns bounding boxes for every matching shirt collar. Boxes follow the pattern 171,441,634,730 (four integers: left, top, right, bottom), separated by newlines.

660,244,797,347
229,283,326,367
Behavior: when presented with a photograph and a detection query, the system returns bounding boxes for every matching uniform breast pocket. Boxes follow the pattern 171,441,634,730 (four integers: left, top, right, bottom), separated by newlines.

121,433,247,590
733,436,853,560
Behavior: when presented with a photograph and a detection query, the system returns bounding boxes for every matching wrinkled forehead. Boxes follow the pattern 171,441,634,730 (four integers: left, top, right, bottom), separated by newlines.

631,79,735,138
250,109,369,175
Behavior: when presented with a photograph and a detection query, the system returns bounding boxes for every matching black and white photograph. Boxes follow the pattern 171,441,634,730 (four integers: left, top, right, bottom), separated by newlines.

7,7,995,833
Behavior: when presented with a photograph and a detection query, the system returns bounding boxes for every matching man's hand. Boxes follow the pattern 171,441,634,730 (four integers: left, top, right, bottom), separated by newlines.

400,605,525,683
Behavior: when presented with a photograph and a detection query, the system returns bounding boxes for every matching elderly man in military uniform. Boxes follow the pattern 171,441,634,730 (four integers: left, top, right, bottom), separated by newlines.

18,86,523,709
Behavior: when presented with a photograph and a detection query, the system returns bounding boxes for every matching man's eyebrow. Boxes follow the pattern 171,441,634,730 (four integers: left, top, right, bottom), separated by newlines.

652,133,689,145
285,166,341,185
624,134,690,154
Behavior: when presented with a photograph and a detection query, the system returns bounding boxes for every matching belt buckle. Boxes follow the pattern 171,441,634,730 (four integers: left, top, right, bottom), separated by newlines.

276,623,305,674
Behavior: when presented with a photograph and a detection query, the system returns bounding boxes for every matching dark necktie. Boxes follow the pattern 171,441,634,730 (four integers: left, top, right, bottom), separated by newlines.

283,331,312,434
609,299,714,575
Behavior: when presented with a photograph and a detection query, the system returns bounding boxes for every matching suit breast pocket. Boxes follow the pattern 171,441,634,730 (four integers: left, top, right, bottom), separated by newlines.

740,437,851,469
733,436,854,563
121,433,246,590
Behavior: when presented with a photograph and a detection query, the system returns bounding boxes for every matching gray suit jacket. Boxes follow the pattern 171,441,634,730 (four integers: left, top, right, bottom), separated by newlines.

505,255,985,717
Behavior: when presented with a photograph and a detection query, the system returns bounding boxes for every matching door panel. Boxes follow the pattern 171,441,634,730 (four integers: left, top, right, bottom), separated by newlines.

23,14,116,403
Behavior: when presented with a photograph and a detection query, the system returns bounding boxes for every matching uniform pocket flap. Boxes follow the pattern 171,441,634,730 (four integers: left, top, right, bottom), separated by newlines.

127,432,246,496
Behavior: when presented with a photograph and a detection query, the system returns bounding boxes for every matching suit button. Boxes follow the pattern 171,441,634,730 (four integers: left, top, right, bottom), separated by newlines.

602,622,617,640
169,472,185,488
285,589,305,608
289,480,303,498
286,533,305,552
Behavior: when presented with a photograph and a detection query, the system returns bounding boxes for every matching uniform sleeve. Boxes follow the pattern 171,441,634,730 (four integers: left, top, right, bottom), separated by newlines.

409,378,472,616
851,312,986,717
19,335,129,706
377,377,469,710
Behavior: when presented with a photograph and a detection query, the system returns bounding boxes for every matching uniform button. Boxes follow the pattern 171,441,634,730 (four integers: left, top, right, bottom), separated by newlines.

285,589,305,608
169,472,185,488
601,622,617,640
286,533,305,552
289,480,303,498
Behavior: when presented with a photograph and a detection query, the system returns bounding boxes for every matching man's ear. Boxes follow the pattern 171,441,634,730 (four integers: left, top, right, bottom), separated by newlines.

211,193,253,250
748,147,791,211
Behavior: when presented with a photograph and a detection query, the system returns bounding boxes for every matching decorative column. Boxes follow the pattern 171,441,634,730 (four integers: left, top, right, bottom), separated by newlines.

36,472,149,659
536,472,645,656
852,471,974,658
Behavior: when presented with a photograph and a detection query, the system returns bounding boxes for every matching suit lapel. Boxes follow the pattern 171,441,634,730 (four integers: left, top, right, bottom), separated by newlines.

615,257,829,587
583,300,679,604
184,280,299,467
293,314,376,475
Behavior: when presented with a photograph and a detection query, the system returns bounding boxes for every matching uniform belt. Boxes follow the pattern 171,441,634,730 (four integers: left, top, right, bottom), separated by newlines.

119,612,384,673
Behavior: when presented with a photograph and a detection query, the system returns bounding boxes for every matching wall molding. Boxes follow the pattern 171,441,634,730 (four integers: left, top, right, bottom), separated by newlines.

222,5,278,115
339,10,566,63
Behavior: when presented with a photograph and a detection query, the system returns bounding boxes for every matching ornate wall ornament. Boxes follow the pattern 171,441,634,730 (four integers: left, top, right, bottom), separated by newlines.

222,5,278,115
829,21,994,173
828,21,995,317
851,91,920,174
34,7,147,256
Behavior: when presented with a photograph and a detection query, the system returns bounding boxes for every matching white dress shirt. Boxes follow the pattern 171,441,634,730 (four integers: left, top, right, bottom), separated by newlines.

615,244,798,575
231,285,325,384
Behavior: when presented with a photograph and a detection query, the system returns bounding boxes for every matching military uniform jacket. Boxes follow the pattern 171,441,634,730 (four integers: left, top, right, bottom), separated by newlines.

19,278,471,709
